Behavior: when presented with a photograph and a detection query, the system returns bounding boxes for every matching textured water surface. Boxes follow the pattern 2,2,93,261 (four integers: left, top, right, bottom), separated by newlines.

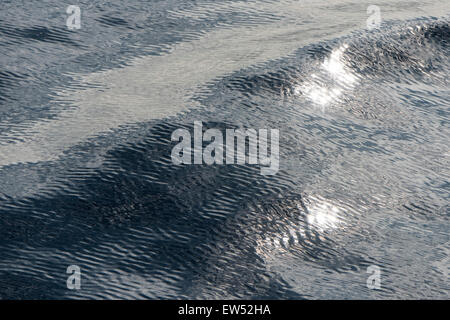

0,0,449,299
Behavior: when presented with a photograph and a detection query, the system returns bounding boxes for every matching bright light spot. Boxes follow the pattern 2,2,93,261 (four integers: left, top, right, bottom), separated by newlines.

295,44,358,108
305,196,344,232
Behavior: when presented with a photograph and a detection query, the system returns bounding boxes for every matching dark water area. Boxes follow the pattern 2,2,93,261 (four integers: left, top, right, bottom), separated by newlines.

0,1,448,299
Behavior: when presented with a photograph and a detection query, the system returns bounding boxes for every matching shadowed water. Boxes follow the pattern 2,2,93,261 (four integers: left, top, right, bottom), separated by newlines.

0,0,448,299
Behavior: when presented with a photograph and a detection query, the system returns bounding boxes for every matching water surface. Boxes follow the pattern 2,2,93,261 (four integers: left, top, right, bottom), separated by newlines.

0,0,448,299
